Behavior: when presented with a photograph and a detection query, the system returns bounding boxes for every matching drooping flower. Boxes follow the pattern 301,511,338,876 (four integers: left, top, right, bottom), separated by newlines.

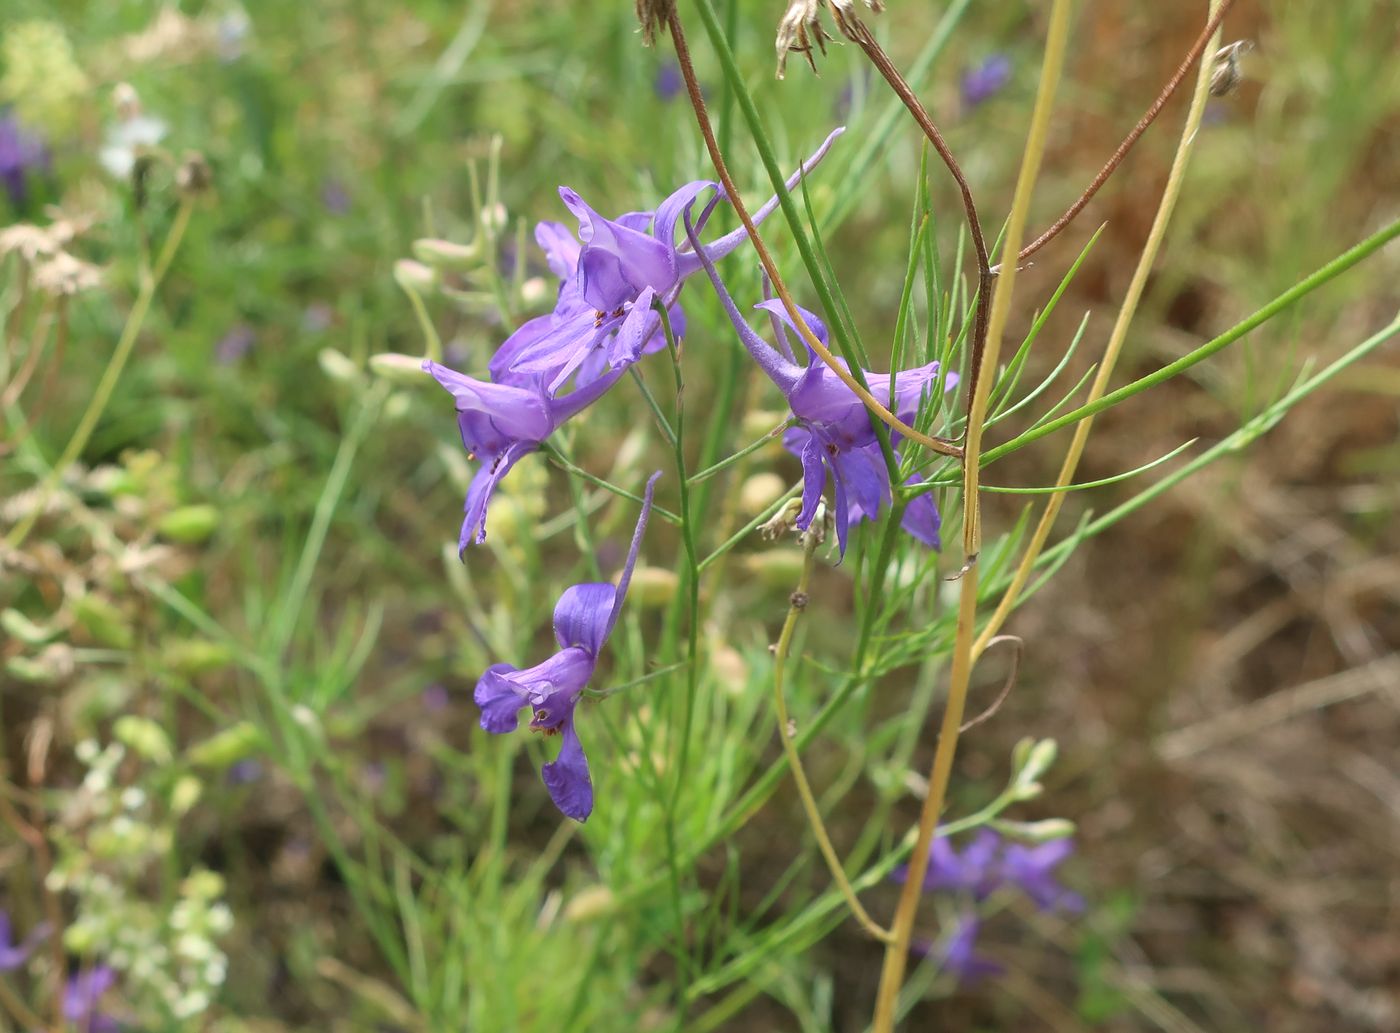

498,127,845,391
473,472,660,821
423,358,626,550
0,910,49,970
689,230,953,556
1001,838,1085,913
961,54,1012,111
63,965,120,1033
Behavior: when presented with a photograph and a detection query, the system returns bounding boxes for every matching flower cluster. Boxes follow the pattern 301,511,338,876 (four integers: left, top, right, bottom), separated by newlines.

424,128,843,550
893,829,1083,984
423,127,962,820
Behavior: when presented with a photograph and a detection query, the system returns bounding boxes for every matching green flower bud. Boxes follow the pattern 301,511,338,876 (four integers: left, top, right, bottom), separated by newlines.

1,607,57,645
73,594,133,649
157,504,219,544
369,352,428,385
161,639,234,676
318,348,362,385
621,567,677,608
740,550,806,588
412,237,480,269
169,775,203,816
113,715,173,764
739,473,787,517
394,259,436,294
186,721,261,770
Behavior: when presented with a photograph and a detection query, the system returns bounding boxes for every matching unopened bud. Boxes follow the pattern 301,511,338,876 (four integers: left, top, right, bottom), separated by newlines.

739,473,786,517
187,721,261,770
369,351,429,384
412,237,479,269
564,885,616,922
158,504,219,544
169,774,203,816
161,639,234,676
317,348,362,385
394,259,436,293
114,716,174,763
2,608,58,646
74,594,134,649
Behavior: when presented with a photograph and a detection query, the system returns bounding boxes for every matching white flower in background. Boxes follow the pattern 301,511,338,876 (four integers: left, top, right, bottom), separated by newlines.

99,83,166,178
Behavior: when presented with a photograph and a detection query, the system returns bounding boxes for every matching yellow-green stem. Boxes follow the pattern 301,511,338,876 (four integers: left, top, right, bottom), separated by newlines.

870,0,1075,1027
5,200,195,550
973,0,1224,661
772,523,892,943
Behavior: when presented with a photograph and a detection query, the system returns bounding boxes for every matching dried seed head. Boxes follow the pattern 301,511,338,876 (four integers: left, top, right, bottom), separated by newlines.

176,151,213,196
775,0,885,78
635,0,675,46
31,251,102,296
1210,40,1252,98
0,223,60,262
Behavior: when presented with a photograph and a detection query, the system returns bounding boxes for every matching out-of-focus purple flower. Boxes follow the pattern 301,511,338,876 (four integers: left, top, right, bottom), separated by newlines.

893,829,1001,900
303,303,334,332
322,178,351,215
690,232,952,556
215,324,256,365
0,910,49,970
937,915,1003,985
654,60,683,102
499,128,844,391
1001,838,1085,913
0,109,47,208
423,357,626,550
473,473,659,821
422,683,450,712
63,965,120,1033
961,54,1012,110
227,759,263,785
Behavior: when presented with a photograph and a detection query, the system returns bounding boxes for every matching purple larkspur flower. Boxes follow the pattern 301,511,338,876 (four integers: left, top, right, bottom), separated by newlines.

423,357,627,549
422,683,450,712
1001,838,1085,913
936,914,1003,984
0,910,49,970
654,60,683,102
322,177,351,215
961,55,1012,110
215,324,256,365
63,965,120,1033
892,828,1001,900
498,128,844,392
0,109,47,208
690,230,953,556
473,472,659,821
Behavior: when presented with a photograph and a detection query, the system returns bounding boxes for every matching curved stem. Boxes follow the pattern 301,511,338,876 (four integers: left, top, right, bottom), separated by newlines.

1000,0,1237,272
5,200,195,549
668,6,963,462
772,524,892,943
974,0,1226,662
870,0,1076,1027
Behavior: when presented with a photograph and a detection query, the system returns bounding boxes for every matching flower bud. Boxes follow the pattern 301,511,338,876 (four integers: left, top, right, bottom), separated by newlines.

114,715,174,763
369,351,429,384
169,775,203,816
157,504,219,544
161,638,234,676
394,258,436,294
740,550,805,587
2,607,57,645
186,721,261,769
74,594,134,649
412,237,479,269
564,885,616,922
317,347,362,385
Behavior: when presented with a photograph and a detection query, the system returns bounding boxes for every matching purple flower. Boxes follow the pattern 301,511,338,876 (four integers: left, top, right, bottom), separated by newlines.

0,910,49,970
423,357,626,549
936,914,1003,985
322,177,351,215
499,128,844,391
422,683,450,712
961,55,1012,110
473,472,660,821
893,829,1002,900
0,109,47,208
1001,838,1085,913
654,60,683,102
63,965,120,1033
215,324,256,365
690,236,953,556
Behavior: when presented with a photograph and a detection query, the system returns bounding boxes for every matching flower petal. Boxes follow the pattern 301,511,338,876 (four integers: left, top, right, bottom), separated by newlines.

535,220,581,280
540,707,593,821
424,360,553,441
606,286,659,369
459,439,537,550
553,583,617,654
795,432,826,533
474,663,526,733
603,471,662,643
